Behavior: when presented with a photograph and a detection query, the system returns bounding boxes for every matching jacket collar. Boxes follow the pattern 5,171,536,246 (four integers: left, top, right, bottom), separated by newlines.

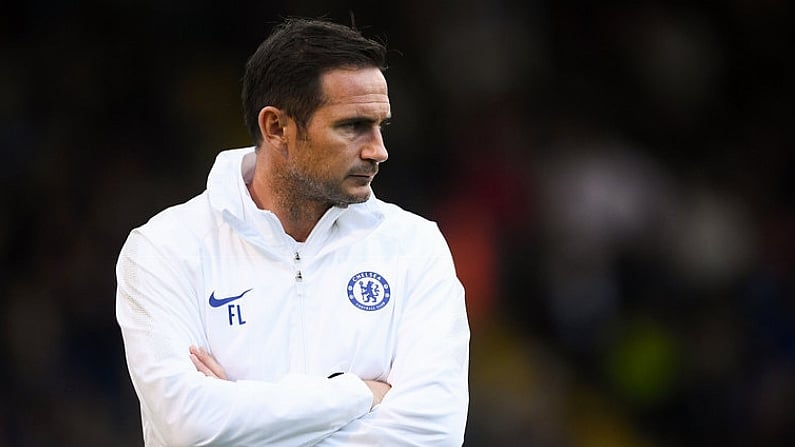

206,147,384,259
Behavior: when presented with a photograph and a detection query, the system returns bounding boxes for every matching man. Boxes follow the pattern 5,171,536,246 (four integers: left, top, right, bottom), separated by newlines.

116,18,469,446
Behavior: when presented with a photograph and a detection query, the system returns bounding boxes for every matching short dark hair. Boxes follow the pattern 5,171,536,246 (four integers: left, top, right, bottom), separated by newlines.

242,18,388,146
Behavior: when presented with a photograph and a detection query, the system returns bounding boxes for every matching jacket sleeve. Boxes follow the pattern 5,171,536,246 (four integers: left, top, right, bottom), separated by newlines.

116,227,372,447
317,224,470,446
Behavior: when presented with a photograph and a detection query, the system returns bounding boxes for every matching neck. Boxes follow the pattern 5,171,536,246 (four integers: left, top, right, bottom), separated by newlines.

247,173,329,243
277,197,330,242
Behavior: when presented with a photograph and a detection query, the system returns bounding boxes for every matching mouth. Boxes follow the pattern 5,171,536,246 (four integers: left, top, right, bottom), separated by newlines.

348,167,378,180
348,174,375,186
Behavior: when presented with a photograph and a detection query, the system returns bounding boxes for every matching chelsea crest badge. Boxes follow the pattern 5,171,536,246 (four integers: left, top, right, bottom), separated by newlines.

347,271,391,311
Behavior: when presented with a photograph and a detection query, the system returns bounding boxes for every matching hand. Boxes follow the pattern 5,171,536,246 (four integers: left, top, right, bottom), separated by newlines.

189,345,228,380
362,380,391,409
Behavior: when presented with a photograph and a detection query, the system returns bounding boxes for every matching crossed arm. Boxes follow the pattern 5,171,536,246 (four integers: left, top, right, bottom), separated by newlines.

189,345,392,409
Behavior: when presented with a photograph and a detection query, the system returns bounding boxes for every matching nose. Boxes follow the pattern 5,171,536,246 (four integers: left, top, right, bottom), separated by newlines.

361,129,388,163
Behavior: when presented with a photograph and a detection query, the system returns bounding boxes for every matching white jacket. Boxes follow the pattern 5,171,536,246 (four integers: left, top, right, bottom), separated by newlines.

116,148,470,446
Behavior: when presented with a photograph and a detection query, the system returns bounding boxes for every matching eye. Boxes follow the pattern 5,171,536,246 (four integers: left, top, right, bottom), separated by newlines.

339,120,370,132
337,118,391,136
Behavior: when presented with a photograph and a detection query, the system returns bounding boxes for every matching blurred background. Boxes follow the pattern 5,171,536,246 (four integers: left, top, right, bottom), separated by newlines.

1,0,793,445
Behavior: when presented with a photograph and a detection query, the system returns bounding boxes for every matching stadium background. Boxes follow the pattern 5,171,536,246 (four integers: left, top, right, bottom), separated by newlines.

1,1,793,445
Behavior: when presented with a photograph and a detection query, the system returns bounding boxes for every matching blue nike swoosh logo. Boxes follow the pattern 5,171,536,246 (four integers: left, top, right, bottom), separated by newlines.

209,288,253,307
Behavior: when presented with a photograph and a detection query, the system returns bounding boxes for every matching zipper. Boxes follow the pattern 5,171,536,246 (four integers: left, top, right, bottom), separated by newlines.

294,250,307,372
294,251,303,282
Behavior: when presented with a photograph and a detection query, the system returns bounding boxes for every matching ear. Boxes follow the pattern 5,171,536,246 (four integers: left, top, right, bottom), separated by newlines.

257,106,290,153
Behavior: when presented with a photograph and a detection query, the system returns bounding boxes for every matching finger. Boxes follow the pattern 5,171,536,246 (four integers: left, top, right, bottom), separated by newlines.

190,353,218,378
190,346,228,380
199,348,228,380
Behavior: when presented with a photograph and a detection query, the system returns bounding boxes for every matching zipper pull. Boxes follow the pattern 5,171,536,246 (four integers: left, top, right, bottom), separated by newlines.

294,251,303,282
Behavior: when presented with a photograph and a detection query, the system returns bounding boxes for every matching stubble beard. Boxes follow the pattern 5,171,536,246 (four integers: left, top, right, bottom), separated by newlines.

277,165,371,221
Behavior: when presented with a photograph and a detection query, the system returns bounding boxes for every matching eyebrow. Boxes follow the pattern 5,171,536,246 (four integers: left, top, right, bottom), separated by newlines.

334,115,391,126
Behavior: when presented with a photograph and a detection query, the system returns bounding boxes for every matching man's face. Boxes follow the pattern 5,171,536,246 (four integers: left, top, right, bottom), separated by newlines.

283,67,391,207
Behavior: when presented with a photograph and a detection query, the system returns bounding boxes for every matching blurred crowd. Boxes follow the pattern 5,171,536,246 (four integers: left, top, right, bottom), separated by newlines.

1,1,792,446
